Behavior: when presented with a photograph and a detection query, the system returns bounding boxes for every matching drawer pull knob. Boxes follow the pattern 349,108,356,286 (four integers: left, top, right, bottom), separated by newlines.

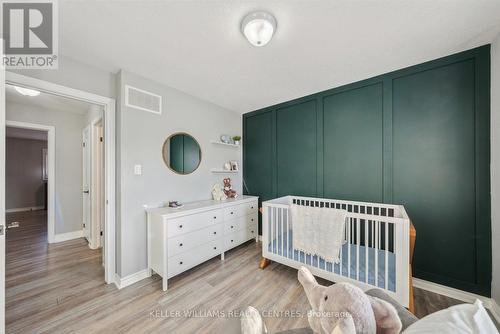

213,231,217,235
179,261,183,265
251,230,254,233
251,206,254,209
214,247,217,250
251,219,254,222
231,225,234,229
179,225,183,229
213,216,217,219
179,243,183,247
231,239,234,242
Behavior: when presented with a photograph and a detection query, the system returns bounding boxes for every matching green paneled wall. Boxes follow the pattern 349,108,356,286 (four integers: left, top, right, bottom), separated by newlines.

243,45,491,296
323,83,384,202
276,100,318,197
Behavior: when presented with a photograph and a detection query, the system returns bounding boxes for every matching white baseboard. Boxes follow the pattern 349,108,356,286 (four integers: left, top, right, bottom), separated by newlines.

114,269,151,289
53,230,83,243
6,206,44,213
413,277,500,323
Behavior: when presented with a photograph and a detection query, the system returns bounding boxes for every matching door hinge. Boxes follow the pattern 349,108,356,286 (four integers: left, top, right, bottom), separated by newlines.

100,231,103,236
83,142,86,147
100,136,103,142
83,223,86,228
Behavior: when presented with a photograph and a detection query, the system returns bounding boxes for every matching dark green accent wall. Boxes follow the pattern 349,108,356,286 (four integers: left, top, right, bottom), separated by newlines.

243,45,491,296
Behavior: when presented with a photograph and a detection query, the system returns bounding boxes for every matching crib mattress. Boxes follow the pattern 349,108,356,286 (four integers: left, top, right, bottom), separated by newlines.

268,230,396,292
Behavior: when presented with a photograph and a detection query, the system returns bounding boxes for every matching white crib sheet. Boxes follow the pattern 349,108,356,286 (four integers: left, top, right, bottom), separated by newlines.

268,230,396,292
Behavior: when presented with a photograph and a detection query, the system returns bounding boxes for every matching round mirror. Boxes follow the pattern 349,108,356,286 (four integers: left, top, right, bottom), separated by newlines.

162,133,202,175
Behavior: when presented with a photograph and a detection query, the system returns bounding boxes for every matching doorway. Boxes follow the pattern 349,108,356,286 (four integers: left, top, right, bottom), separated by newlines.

4,72,116,285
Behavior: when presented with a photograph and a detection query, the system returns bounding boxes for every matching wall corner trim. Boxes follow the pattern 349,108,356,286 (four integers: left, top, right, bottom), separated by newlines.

114,269,151,290
490,299,500,325
413,278,500,323
53,230,83,243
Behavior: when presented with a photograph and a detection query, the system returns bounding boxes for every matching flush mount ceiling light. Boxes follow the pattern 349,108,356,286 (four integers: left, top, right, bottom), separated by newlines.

241,11,277,47
14,86,40,97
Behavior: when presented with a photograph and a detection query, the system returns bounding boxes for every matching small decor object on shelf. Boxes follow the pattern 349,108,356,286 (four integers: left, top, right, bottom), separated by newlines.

230,160,239,171
223,178,238,198
168,201,183,208
220,135,231,144
232,135,241,146
212,183,227,201
224,162,232,171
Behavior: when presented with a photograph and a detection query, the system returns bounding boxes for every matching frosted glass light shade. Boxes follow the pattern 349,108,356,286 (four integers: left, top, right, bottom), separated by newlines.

241,12,277,47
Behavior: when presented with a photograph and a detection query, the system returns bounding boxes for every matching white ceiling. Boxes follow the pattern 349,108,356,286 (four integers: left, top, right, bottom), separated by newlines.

6,127,47,141
6,84,94,115
59,0,500,113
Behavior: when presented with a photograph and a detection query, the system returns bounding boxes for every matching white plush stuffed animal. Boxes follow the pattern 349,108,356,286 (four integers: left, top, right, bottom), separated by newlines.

212,183,227,201
298,266,402,334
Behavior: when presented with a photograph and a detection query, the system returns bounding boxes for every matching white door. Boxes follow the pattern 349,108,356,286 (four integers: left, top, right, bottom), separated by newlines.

0,43,6,333
82,126,91,242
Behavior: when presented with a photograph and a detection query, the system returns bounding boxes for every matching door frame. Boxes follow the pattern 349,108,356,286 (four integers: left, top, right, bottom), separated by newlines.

5,121,55,243
5,71,116,285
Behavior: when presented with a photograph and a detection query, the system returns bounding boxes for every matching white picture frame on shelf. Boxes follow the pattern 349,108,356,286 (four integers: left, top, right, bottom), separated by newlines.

230,161,239,171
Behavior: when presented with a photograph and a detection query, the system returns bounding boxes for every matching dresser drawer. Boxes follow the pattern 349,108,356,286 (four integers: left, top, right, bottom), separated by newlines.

167,209,223,238
168,223,223,257
224,215,257,234
224,201,258,220
224,228,255,250
167,238,223,278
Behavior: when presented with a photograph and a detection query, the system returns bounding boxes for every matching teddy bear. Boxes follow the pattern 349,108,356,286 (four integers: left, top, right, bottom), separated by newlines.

298,266,402,334
223,178,238,198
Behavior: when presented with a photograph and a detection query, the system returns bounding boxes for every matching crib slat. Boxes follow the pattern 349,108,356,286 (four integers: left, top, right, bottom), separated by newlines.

286,208,289,259
385,221,389,290
280,208,284,257
347,218,352,278
375,220,379,287
356,218,360,281
274,208,279,254
340,218,349,276
365,220,368,283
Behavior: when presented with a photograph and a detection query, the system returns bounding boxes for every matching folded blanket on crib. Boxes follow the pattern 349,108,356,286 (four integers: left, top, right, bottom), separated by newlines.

291,204,347,264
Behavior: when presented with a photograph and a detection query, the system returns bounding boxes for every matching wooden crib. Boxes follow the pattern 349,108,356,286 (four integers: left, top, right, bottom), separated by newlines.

260,196,414,309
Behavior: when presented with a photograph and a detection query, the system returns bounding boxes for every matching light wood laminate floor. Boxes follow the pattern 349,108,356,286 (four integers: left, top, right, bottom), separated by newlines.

6,210,478,333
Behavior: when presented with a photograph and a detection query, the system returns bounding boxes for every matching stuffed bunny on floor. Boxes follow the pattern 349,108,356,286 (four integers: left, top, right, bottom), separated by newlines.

298,266,402,334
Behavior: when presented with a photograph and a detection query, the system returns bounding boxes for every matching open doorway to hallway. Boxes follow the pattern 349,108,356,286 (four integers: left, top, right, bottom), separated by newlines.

4,84,107,332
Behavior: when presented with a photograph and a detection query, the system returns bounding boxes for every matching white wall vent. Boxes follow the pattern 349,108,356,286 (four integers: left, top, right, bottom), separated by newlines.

125,85,162,115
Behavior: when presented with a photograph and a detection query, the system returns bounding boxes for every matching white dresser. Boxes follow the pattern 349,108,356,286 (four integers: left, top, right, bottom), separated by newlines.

146,196,259,290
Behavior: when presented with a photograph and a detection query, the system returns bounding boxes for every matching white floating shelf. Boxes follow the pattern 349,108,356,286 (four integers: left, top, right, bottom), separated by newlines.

210,140,240,148
211,169,239,174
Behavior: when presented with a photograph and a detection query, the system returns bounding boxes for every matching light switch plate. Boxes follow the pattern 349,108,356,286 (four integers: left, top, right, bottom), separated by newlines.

134,164,142,175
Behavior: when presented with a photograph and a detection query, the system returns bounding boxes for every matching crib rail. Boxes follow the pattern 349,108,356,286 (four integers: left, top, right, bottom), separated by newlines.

262,196,410,307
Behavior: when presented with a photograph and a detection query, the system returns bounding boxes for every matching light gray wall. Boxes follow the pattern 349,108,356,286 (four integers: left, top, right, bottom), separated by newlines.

6,137,47,210
10,56,116,99
117,70,242,276
6,102,86,234
491,34,500,305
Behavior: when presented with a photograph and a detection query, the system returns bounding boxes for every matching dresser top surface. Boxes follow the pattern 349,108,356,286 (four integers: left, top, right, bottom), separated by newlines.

146,195,258,218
